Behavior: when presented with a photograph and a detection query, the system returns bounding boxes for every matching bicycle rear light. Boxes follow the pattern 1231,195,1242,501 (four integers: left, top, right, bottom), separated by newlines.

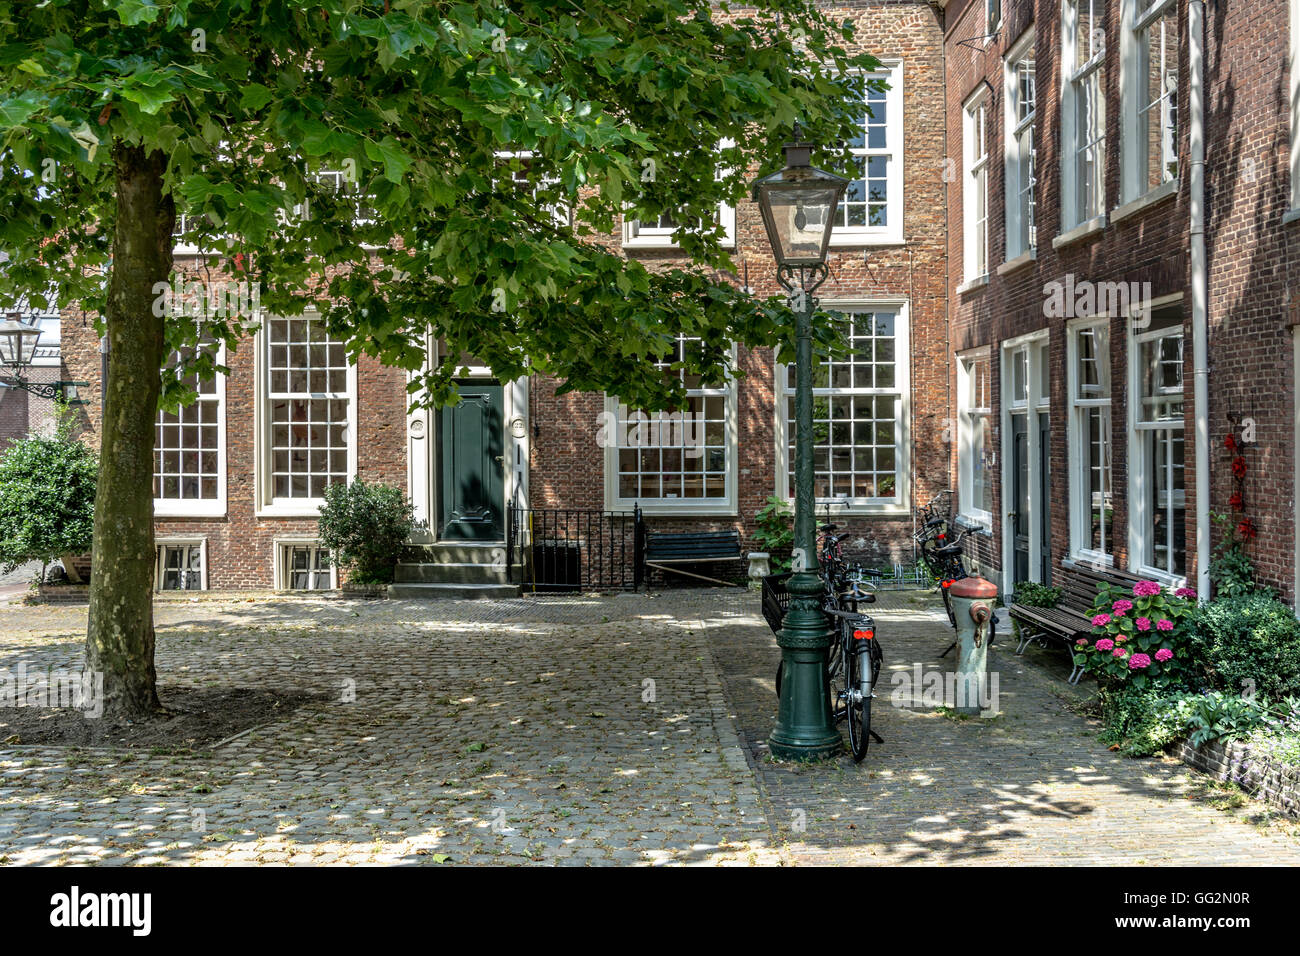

853,629,874,640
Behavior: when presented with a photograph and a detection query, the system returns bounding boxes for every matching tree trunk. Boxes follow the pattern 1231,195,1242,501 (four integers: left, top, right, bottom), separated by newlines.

85,144,173,719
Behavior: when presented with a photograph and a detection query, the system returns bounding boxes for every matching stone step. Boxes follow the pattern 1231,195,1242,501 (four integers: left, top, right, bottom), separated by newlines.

393,562,511,585
400,543,509,565
387,582,521,600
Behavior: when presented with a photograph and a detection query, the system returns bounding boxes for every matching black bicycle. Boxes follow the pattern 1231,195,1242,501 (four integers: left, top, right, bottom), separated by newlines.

765,524,884,761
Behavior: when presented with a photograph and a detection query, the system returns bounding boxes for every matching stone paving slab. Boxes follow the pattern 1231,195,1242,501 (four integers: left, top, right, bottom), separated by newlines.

2,588,1298,866
707,589,1300,865
0,593,781,866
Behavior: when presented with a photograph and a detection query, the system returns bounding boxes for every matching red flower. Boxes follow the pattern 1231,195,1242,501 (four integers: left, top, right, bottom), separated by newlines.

1237,518,1257,540
1224,434,1237,451
1232,456,1248,480
1229,491,1244,511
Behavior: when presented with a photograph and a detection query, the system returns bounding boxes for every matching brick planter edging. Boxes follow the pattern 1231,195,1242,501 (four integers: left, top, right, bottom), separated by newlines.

1177,738,1300,819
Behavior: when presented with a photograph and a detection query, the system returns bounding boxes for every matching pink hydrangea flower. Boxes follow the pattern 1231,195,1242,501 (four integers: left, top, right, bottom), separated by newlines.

1112,648,1128,658
1076,638,1089,646
1135,617,1152,631
1156,619,1174,632
1175,587,1197,599
1155,648,1174,662
1095,638,1115,651
1133,580,1162,597
1129,653,1152,670
1092,613,1112,627
1112,599,1134,615
1115,635,1128,642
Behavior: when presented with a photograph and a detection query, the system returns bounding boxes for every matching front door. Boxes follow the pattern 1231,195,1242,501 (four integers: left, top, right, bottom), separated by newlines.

437,383,505,540
1011,413,1030,583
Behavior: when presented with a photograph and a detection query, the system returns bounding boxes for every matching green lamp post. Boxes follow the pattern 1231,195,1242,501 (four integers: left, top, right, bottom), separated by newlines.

752,131,849,761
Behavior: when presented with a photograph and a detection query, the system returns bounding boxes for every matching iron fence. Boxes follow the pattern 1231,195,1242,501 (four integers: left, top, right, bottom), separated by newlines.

507,504,644,592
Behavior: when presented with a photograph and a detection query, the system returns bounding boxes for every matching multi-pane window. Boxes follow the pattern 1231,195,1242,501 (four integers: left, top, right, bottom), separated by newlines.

155,346,224,514
612,335,730,505
1064,0,1107,227
266,316,352,503
1131,0,1179,196
783,310,906,505
1005,36,1038,259
958,352,993,525
1070,323,1114,558
156,543,204,591
622,142,735,247
281,544,334,590
499,151,570,229
964,90,990,282
1133,310,1186,577
835,65,903,243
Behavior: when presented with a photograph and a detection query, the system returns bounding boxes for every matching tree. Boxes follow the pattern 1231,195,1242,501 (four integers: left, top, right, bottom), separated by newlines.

0,0,879,716
0,406,97,584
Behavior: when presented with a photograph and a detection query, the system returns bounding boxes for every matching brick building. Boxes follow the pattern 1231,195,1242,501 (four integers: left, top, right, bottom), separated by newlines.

57,1,950,594
941,0,1300,603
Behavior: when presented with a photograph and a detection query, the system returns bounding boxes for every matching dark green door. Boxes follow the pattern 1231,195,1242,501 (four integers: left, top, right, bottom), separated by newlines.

438,383,504,541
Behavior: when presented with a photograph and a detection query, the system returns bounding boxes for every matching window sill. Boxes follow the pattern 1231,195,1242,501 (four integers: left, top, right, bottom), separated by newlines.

957,274,990,296
955,512,992,534
996,250,1036,276
257,503,325,519
1110,180,1178,225
1283,207,1300,227
1052,214,1107,250
616,502,737,518
155,503,227,519
1063,552,1114,572
622,238,736,251
1134,566,1188,591
828,233,905,249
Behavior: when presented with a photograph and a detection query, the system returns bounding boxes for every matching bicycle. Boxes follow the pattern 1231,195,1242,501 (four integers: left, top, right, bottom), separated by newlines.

766,522,884,761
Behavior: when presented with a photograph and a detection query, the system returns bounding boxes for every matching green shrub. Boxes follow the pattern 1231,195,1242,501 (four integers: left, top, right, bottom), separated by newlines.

1075,580,1199,690
1181,691,1270,748
1190,593,1300,700
752,495,793,572
1012,581,1061,608
317,480,416,584
1208,513,1268,599
1098,686,1196,757
0,412,97,580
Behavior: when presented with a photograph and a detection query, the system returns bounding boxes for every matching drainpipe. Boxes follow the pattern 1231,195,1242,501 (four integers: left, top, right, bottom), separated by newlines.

1189,0,1211,599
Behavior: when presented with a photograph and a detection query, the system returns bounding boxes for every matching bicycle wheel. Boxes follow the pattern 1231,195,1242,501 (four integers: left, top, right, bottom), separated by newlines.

846,646,872,762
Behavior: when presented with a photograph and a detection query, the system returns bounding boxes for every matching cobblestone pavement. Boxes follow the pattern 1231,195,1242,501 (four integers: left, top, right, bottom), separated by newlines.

2,589,1298,866
0,593,776,866
709,589,1300,865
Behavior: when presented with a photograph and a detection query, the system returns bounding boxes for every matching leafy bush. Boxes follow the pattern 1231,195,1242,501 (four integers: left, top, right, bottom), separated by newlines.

317,480,416,584
1182,691,1270,748
0,413,97,580
1190,593,1300,701
1075,580,1199,689
752,495,793,572
1098,686,1196,756
1209,511,1268,598
1012,581,1061,608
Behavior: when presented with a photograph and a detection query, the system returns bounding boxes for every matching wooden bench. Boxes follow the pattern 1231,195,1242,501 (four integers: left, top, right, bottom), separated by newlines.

643,530,743,588
1009,563,1146,684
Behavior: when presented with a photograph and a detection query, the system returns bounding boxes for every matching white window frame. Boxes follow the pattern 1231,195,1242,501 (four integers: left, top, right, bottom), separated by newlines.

497,150,571,230
154,538,208,592
1120,0,1180,205
273,537,338,591
988,0,1003,37
1060,0,1108,232
1127,295,1187,586
1066,317,1115,565
999,331,1051,590
1004,29,1038,262
957,347,993,530
254,311,359,518
829,61,905,248
603,342,739,515
774,300,912,515
154,343,227,518
963,85,991,284
622,140,736,250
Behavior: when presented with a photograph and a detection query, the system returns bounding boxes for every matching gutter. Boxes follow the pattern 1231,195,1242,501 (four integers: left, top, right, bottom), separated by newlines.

1189,0,1211,599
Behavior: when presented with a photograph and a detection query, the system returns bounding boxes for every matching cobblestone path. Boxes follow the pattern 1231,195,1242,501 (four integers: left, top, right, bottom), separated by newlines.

2,589,1298,866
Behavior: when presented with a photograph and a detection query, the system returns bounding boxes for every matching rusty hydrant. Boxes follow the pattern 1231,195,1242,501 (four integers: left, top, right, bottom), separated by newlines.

948,576,997,715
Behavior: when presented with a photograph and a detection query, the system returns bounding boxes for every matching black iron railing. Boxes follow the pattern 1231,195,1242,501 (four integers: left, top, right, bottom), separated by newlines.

507,503,644,592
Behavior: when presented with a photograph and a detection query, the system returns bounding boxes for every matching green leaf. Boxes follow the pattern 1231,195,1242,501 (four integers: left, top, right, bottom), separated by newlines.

240,83,275,112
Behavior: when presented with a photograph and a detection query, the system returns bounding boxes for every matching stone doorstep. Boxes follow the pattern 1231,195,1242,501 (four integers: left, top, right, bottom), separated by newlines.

1176,738,1300,819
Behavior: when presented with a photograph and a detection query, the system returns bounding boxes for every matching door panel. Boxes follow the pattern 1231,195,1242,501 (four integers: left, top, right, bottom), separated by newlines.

1038,410,1052,584
438,383,505,540
1011,413,1030,583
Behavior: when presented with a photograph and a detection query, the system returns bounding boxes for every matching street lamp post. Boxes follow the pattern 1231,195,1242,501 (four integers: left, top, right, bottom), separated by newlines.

0,313,88,405
752,132,849,761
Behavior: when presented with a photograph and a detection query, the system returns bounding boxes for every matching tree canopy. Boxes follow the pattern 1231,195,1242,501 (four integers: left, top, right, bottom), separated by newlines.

0,0,879,410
